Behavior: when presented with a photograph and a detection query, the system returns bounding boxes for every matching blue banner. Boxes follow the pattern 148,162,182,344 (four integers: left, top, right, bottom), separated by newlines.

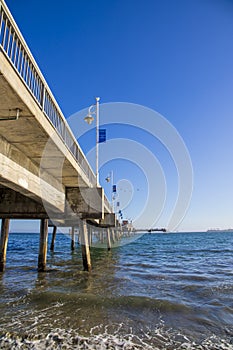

98,129,106,143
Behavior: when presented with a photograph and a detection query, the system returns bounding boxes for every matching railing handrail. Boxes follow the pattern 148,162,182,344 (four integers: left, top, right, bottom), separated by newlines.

0,0,96,186
104,193,113,213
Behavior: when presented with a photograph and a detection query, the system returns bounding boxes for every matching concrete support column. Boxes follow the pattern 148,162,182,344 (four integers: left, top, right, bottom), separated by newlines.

71,227,75,251
111,228,116,243
107,228,111,251
120,228,123,239
50,226,57,251
0,219,10,272
100,229,104,244
38,219,48,272
115,229,118,240
88,226,92,248
79,220,91,271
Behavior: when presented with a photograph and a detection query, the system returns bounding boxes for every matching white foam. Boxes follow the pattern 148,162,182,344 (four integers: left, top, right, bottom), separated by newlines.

1,328,233,350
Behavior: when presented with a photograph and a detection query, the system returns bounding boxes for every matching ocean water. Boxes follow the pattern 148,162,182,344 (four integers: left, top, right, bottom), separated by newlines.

0,231,233,349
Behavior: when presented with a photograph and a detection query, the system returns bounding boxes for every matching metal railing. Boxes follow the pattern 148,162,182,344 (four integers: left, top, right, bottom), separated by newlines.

0,0,96,186
104,193,113,213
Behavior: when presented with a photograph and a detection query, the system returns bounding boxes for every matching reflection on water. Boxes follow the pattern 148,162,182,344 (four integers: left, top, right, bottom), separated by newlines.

0,232,233,349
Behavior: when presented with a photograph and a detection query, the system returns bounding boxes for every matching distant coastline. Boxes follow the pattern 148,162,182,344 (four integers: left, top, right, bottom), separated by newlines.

207,228,233,233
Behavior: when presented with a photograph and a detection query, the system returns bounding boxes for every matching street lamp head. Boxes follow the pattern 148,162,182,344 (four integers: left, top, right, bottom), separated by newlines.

84,114,94,125
105,176,111,183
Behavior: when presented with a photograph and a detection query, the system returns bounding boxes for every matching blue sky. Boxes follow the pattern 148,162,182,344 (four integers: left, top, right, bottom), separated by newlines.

5,0,233,232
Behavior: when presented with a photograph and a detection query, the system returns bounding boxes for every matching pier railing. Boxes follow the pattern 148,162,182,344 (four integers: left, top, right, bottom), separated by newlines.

0,0,96,187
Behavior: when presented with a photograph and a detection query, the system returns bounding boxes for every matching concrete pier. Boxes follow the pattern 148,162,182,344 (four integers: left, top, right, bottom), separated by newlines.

0,0,117,274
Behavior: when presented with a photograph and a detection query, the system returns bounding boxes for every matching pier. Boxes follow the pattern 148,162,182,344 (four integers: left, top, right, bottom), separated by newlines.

0,0,120,272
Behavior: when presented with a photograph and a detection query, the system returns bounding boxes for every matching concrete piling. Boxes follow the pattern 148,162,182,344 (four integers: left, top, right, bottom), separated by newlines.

71,227,75,251
88,226,92,248
38,219,48,272
107,228,111,251
0,219,10,272
79,219,91,271
111,228,116,243
50,226,57,251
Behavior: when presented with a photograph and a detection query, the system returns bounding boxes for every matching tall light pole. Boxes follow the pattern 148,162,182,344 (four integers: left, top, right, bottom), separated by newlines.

84,97,100,187
105,170,116,213
95,97,100,186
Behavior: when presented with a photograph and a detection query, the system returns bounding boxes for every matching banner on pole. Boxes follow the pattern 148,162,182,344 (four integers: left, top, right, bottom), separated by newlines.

98,129,106,143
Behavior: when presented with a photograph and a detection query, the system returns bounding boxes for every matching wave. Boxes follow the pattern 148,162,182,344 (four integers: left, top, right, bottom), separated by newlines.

25,291,191,313
1,327,233,350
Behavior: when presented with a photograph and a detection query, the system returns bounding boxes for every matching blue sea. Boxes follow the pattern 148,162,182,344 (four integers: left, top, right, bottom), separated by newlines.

0,231,233,349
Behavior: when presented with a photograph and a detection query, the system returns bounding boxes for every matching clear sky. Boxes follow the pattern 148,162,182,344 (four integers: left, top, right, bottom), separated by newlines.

4,0,233,232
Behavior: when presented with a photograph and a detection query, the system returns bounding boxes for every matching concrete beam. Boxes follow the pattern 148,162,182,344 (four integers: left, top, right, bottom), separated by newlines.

0,151,65,213
66,187,104,220
0,187,50,218
99,213,116,228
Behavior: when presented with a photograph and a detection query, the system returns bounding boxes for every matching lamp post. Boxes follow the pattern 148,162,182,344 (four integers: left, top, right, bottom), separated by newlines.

84,97,100,187
105,170,117,213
